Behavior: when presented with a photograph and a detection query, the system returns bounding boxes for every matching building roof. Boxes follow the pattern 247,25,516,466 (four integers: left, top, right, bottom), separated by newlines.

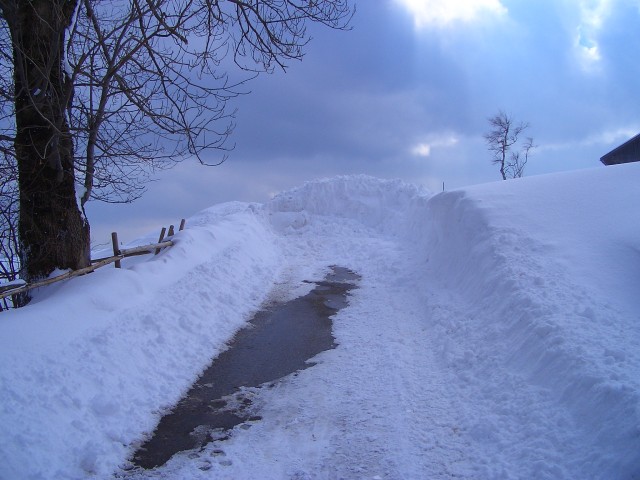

600,132,640,165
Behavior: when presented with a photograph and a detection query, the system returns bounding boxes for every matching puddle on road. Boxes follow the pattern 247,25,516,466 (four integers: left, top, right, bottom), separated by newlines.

129,266,360,470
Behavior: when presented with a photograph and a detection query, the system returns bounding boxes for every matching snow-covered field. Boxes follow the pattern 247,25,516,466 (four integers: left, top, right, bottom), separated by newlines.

1,164,639,479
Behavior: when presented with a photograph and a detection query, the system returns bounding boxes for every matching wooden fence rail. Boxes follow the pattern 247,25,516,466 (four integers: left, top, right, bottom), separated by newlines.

0,220,185,303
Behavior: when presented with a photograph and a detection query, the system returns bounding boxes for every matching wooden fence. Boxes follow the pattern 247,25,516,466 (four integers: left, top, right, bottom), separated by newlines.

0,219,185,304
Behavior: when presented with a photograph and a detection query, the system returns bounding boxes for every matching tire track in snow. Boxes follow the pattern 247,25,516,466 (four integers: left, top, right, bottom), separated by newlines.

130,222,482,479
225,227,479,479
326,240,476,479
120,222,591,479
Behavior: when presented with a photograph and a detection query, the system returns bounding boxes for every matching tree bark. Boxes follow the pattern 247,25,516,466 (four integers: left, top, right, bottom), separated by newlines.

10,0,90,285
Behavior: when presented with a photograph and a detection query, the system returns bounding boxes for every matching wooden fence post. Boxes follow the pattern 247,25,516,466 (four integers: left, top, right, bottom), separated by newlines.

111,232,121,268
167,225,175,237
1,221,185,307
155,227,167,255
179,219,186,231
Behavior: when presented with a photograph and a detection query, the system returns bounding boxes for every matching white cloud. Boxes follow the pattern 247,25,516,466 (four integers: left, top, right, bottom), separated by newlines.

411,143,432,157
573,0,614,71
590,126,640,145
393,0,508,28
539,125,640,152
411,133,459,157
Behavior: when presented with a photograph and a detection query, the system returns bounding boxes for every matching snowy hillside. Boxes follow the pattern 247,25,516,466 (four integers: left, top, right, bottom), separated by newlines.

1,165,639,479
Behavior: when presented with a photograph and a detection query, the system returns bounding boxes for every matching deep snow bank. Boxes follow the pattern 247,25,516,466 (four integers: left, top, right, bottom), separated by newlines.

270,169,639,477
421,163,640,477
0,203,281,480
1,169,639,479
267,174,432,236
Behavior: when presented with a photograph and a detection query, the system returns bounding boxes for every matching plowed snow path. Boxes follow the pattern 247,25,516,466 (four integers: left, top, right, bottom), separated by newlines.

125,219,591,479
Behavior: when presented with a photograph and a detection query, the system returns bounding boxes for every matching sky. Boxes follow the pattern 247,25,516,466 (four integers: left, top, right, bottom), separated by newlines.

86,0,640,245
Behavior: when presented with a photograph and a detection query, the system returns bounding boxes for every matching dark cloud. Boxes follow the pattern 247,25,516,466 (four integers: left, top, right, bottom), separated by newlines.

88,0,640,241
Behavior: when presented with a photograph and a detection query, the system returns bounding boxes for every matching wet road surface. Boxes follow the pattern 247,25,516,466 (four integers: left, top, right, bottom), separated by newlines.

130,266,360,469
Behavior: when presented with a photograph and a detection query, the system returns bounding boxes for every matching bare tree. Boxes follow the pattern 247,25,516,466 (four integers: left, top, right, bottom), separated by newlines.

0,0,353,297
504,136,535,179
0,149,20,309
0,18,20,308
484,111,535,180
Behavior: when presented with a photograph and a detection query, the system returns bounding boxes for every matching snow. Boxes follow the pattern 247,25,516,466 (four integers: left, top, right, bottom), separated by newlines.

1,166,639,479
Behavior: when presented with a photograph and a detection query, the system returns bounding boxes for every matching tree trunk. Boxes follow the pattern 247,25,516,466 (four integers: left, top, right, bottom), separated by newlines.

10,0,90,286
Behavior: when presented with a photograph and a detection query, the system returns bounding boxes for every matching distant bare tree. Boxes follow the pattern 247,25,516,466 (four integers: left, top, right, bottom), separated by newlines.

505,136,535,179
0,0,353,297
484,111,535,180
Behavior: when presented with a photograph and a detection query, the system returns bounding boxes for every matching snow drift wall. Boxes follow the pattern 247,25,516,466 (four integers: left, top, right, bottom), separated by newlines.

266,174,432,237
2,170,638,479
0,203,281,479
419,167,640,478
265,172,640,477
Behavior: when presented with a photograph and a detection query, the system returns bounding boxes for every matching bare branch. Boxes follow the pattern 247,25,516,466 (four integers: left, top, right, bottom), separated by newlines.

0,0,354,291
484,110,533,180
